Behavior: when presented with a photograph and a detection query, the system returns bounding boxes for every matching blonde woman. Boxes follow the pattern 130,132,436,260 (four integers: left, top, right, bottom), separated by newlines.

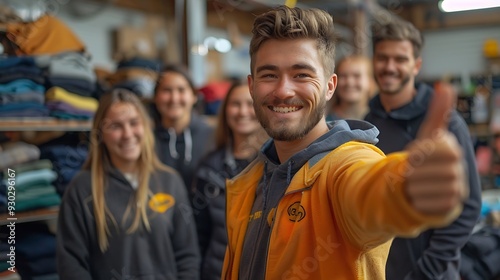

57,89,200,280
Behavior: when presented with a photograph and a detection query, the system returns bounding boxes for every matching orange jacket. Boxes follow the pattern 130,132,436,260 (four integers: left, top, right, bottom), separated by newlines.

7,15,84,55
222,142,461,279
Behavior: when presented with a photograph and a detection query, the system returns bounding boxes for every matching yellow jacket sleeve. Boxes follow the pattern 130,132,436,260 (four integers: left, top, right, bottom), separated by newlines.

329,142,461,250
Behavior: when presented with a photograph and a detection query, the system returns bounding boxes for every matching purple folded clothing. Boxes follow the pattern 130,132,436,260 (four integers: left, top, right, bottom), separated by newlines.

45,101,94,117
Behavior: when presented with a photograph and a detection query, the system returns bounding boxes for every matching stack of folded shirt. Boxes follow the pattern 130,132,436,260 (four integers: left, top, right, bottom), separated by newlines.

38,133,89,197
44,86,98,120
15,222,58,280
0,142,60,213
37,51,97,98
38,52,100,120
39,139,88,196
0,243,20,280
0,142,40,170
0,158,59,212
0,141,39,213
108,57,161,99
0,57,48,117
1,7,99,119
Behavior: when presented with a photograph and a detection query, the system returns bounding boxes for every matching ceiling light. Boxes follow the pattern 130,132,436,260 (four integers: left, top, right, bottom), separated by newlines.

439,0,500,12
191,44,208,56
214,39,232,53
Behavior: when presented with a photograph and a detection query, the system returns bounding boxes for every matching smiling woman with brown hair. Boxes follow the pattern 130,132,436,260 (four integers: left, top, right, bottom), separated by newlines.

151,64,214,193
192,79,266,280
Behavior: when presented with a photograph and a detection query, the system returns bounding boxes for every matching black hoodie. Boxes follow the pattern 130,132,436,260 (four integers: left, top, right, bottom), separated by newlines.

192,146,254,280
365,83,482,280
57,168,200,280
151,105,215,192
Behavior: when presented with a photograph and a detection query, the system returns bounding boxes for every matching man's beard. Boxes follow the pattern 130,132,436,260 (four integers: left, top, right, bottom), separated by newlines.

377,72,411,95
254,93,327,141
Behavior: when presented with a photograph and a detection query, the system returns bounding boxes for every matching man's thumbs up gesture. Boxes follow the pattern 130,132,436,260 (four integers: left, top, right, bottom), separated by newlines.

405,82,469,215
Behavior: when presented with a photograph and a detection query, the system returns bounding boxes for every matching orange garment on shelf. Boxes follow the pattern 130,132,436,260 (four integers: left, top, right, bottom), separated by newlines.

6,14,85,55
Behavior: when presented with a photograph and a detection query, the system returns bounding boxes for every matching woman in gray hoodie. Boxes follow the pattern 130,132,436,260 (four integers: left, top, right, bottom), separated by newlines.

151,64,214,193
57,89,200,280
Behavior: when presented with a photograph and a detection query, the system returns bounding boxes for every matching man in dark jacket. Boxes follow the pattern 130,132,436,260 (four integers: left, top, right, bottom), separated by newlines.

364,19,482,280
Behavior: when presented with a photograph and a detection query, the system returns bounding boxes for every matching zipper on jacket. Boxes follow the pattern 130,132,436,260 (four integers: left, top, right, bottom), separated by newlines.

224,189,233,279
263,187,311,279
262,203,278,279
247,171,270,280
247,211,268,279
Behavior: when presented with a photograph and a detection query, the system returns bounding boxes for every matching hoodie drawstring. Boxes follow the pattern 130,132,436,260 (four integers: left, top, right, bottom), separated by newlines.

167,127,193,164
167,128,178,159
184,128,192,163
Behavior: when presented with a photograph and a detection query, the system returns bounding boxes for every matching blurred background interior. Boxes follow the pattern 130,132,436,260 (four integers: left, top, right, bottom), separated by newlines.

0,0,500,279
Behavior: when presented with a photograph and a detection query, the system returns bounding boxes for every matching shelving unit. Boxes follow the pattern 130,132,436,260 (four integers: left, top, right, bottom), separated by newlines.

0,207,59,226
0,119,89,226
0,118,92,131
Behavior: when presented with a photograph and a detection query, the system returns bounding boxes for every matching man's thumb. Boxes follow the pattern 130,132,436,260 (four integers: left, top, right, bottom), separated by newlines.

416,82,455,140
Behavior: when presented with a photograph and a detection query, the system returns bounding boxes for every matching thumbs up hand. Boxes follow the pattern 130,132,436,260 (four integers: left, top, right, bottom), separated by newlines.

404,82,468,215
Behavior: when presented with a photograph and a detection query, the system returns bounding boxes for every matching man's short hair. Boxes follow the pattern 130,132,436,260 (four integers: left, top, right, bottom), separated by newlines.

249,5,337,76
371,19,424,58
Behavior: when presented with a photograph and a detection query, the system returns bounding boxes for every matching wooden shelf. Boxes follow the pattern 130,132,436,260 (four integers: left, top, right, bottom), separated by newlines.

0,207,59,225
0,118,92,131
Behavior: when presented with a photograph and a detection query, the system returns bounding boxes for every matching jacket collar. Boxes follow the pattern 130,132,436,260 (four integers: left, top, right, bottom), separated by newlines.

369,82,432,121
227,149,331,195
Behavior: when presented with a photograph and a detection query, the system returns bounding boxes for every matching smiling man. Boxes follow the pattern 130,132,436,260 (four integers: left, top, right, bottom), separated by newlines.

364,20,481,280
222,6,470,280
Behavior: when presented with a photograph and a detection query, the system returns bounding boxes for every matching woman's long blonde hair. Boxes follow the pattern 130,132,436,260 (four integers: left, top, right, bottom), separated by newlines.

84,89,172,252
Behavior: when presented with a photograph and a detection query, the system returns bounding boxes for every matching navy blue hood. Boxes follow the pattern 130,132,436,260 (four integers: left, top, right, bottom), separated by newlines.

261,119,379,165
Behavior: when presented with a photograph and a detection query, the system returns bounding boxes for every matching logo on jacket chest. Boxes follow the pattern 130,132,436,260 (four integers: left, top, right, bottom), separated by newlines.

287,201,306,222
149,193,175,213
